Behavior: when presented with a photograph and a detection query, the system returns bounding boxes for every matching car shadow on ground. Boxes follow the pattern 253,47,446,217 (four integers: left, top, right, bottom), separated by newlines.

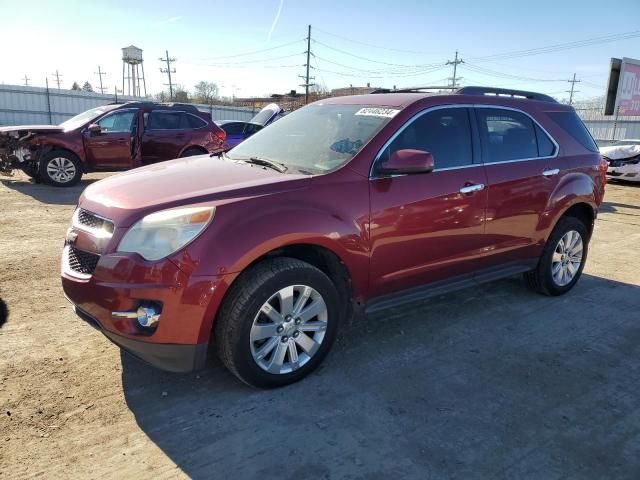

0,177,99,205
121,273,640,479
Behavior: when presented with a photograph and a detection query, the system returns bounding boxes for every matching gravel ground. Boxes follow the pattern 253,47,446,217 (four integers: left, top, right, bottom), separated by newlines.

1,171,639,479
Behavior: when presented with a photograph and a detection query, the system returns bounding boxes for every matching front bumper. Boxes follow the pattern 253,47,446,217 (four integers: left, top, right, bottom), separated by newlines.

62,251,233,373
72,304,208,372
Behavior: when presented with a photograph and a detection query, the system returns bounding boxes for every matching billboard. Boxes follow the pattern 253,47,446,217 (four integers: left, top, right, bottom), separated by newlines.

605,57,640,116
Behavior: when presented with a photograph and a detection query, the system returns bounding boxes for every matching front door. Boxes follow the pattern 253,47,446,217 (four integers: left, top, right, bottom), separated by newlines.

83,109,138,169
474,106,565,265
368,107,488,298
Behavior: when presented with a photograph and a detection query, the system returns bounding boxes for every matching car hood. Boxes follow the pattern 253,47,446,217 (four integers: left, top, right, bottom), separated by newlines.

600,144,640,160
0,125,65,134
80,154,310,226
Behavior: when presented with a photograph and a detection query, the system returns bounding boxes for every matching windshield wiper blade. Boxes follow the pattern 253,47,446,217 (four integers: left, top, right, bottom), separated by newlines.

244,156,288,173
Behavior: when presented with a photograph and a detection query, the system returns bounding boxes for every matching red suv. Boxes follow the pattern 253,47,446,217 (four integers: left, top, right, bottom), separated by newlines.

0,102,226,187
61,87,606,388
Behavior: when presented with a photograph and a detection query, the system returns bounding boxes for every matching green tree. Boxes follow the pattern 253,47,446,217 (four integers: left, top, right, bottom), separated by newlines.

82,81,94,92
71,82,81,91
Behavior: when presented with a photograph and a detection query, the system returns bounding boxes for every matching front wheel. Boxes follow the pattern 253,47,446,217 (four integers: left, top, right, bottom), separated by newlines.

525,216,589,296
40,150,83,187
215,258,340,388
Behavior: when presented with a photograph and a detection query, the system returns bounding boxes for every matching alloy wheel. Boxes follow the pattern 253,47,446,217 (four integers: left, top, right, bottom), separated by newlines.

551,230,583,287
250,285,328,374
46,157,76,183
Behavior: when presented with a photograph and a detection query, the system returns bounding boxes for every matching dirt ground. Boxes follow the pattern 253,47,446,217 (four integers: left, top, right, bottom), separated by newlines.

1,171,640,479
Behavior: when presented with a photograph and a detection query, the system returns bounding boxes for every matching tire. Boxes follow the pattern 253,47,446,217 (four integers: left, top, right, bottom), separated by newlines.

525,216,589,296
40,150,83,187
215,257,341,388
179,147,207,158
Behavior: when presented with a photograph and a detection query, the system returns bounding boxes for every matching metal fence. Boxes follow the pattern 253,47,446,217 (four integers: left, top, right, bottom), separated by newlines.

2,84,640,143
0,84,256,126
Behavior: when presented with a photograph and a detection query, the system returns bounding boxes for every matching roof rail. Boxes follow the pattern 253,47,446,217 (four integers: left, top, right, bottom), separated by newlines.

371,86,452,94
456,86,558,103
116,101,200,112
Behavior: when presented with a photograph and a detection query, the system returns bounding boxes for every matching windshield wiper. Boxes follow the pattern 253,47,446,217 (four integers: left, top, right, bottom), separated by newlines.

243,156,288,173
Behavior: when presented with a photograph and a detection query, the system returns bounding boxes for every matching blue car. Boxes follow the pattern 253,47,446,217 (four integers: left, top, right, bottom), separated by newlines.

217,103,284,148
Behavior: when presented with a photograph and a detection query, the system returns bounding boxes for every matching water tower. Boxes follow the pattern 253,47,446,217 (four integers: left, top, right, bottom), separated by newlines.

122,45,147,97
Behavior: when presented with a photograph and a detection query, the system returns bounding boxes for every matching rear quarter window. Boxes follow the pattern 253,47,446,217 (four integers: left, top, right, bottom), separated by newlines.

547,111,598,152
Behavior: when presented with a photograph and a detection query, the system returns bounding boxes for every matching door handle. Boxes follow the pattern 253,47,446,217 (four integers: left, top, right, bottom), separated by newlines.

459,183,485,194
542,168,560,177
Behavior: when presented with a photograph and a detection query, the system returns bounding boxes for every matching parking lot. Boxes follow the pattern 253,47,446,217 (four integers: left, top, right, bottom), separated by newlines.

1,171,639,479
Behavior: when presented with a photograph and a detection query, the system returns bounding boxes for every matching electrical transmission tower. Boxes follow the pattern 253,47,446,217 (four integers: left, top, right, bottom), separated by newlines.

159,50,176,101
22,74,30,87
446,51,464,91
299,25,315,104
51,70,62,89
95,66,107,94
567,73,581,105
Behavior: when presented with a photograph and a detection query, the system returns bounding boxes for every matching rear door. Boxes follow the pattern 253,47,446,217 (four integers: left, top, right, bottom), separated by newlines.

83,109,139,169
475,106,563,265
368,106,489,298
141,111,192,163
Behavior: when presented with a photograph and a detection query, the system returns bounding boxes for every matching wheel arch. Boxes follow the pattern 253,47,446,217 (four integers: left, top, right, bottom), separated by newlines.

178,145,208,157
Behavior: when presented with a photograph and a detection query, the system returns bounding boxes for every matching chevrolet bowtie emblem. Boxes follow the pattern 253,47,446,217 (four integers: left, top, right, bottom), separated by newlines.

66,228,78,244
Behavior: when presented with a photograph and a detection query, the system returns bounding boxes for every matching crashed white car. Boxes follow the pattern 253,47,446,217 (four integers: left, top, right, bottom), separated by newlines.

600,141,640,182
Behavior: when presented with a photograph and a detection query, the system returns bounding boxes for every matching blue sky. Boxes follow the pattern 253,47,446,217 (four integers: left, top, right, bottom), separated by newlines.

1,0,639,101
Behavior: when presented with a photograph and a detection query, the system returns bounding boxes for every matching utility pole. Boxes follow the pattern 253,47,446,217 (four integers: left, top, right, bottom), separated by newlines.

446,50,464,91
299,25,315,104
51,70,62,89
567,73,581,105
22,74,30,87
95,66,107,94
159,50,176,100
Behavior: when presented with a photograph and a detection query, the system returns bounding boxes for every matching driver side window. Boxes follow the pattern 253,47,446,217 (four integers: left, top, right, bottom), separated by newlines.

96,110,136,133
379,108,473,170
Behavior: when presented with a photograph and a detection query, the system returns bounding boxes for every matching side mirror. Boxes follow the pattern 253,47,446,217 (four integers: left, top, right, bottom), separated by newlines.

377,149,435,175
87,123,102,134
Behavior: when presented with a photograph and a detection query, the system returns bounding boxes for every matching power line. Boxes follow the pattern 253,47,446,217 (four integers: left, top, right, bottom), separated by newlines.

312,39,427,67
194,53,303,67
159,50,176,100
462,63,566,82
199,39,305,61
314,27,443,55
468,30,640,62
567,73,581,105
311,53,439,75
95,66,107,94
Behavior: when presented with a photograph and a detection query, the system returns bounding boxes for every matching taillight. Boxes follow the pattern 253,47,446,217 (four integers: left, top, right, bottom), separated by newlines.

213,130,226,142
599,156,608,185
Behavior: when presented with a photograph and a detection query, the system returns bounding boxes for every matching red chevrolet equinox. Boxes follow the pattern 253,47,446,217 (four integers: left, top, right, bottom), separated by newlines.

61,87,606,388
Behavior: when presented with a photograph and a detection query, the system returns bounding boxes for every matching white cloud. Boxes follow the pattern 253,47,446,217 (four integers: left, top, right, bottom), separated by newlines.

267,0,284,42
156,16,182,27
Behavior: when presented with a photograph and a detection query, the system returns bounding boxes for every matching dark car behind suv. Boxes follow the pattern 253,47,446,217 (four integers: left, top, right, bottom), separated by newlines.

61,86,606,388
0,102,226,186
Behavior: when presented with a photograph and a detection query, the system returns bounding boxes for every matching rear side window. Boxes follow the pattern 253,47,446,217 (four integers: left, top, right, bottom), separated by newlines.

547,111,598,152
148,112,182,130
184,113,206,129
476,108,539,162
535,124,556,156
379,107,474,169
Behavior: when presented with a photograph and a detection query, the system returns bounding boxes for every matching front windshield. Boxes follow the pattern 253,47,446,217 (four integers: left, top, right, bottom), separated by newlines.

228,103,398,174
59,106,112,131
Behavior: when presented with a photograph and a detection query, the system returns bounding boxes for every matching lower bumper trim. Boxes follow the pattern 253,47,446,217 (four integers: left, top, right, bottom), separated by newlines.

73,305,208,373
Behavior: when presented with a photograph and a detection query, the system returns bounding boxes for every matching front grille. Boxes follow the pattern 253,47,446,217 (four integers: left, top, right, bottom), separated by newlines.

76,209,114,234
67,246,100,275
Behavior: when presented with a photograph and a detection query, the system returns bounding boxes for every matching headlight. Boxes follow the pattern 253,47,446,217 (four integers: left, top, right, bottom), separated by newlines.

117,206,215,261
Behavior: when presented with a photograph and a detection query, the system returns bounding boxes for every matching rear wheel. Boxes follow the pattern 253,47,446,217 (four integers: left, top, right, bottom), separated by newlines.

40,150,82,187
215,258,340,388
180,147,207,158
525,216,589,296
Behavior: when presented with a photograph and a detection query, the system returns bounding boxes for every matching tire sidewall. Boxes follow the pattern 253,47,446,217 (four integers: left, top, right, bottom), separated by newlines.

231,265,340,388
542,218,589,295
40,151,82,187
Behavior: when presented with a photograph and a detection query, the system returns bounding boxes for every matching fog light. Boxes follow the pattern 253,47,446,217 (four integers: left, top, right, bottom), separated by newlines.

137,306,160,328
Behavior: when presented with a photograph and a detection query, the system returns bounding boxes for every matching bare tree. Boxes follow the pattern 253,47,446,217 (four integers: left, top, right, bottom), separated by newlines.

193,81,219,104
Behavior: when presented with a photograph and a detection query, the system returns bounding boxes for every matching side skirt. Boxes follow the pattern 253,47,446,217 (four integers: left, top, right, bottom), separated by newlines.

364,260,538,314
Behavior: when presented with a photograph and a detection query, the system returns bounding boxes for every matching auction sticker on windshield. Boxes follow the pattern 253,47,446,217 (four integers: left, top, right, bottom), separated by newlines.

355,107,400,118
